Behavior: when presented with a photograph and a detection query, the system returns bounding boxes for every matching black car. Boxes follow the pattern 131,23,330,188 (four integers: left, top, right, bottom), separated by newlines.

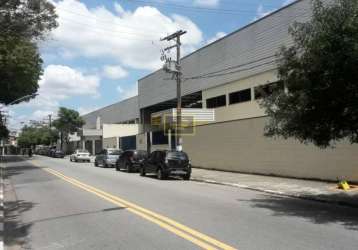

140,150,191,180
53,150,65,158
48,148,57,157
116,150,148,172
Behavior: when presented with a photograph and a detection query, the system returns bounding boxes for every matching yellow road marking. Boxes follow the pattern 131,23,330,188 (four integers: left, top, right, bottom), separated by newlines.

31,161,237,250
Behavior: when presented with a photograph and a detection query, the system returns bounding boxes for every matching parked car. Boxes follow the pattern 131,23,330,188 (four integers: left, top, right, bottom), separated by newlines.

48,148,57,157
70,149,91,162
53,150,65,158
140,150,191,180
116,150,148,172
94,148,122,168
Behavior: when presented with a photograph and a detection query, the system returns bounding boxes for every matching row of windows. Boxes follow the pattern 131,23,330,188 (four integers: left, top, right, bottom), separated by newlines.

205,82,284,108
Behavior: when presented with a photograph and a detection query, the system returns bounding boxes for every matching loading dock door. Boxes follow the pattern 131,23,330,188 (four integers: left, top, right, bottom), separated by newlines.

120,135,137,151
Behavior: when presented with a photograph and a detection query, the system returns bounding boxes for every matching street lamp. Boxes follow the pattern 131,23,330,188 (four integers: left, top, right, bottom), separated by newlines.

6,93,38,106
0,93,38,156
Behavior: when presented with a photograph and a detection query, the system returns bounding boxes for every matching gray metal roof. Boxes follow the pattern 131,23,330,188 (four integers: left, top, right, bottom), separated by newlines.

82,96,139,129
138,0,312,109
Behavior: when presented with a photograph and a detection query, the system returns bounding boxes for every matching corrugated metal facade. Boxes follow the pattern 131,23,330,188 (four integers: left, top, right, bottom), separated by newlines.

82,96,139,129
138,0,312,109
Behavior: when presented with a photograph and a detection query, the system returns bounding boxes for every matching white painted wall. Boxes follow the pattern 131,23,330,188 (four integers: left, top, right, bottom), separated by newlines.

202,70,277,123
102,124,139,139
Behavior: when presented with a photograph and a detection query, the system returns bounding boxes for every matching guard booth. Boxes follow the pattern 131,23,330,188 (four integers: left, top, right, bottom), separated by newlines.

149,108,215,152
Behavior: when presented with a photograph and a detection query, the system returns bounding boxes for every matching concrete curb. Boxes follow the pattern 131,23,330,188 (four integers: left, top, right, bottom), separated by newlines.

191,178,358,208
0,159,5,250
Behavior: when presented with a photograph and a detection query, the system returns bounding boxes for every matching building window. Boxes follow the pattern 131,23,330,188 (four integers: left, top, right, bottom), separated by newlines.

206,95,226,108
254,81,284,99
229,88,251,105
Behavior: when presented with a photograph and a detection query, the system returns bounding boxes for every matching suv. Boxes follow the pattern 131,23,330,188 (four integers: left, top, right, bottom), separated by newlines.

116,150,148,172
94,148,122,168
70,149,91,162
140,150,191,180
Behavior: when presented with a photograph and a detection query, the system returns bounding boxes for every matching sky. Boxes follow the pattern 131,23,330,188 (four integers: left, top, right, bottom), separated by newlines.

6,0,295,130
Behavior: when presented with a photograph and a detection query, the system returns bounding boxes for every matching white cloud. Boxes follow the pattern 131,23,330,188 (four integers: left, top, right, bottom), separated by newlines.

206,31,226,45
102,65,128,80
117,82,138,101
39,64,100,99
193,0,220,8
49,0,203,70
7,65,100,129
255,4,275,20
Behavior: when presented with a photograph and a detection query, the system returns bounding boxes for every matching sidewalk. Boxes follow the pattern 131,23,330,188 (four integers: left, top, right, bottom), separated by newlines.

191,168,358,207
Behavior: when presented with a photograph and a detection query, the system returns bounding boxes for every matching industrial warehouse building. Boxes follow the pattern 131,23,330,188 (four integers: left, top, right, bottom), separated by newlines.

78,0,358,182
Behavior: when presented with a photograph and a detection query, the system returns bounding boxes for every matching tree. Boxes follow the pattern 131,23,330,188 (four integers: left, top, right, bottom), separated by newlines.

261,0,358,148
53,107,85,151
17,125,58,148
0,38,42,105
0,113,9,139
0,0,57,105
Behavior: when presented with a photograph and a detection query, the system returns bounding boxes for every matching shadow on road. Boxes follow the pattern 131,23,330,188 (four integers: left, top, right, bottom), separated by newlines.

240,194,358,231
4,199,36,248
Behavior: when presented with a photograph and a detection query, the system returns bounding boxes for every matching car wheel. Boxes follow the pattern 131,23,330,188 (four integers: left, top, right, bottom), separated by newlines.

125,162,131,173
94,161,98,167
157,168,166,180
183,172,191,180
70,158,72,162
139,166,146,176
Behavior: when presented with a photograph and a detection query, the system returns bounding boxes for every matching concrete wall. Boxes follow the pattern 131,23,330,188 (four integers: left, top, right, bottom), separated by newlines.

151,144,170,152
102,124,139,139
136,133,147,151
103,137,117,149
182,117,358,182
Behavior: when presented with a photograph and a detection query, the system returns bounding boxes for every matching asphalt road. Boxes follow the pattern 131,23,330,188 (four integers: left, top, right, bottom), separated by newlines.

3,155,358,250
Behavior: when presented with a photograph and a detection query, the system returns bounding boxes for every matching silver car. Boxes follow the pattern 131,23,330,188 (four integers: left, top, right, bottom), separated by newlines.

70,149,91,163
94,148,122,168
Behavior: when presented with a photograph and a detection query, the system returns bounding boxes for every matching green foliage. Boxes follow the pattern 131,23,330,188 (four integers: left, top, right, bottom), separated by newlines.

53,107,85,149
261,0,358,148
0,0,58,40
0,38,42,105
17,125,58,147
0,112,9,139
0,122,9,139
0,0,58,105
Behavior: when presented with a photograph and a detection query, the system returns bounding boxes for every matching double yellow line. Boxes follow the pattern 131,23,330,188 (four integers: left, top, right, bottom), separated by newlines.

32,162,237,250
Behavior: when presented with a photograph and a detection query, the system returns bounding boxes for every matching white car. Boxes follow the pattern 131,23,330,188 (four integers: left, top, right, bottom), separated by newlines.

70,149,91,162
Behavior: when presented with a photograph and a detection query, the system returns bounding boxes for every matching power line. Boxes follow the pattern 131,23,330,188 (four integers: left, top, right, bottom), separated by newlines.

124,0,300,15
186,55,276,79
184,59,276,80
57,17,160,42
55,6,160,35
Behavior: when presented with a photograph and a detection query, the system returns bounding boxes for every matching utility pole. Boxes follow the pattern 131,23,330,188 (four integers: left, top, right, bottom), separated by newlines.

48,114,52,147
48,114,52,128
161,30,186,151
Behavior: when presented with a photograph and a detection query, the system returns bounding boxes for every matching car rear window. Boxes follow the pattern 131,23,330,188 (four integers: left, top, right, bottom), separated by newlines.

108,150,121,155
78,149,89,153
134,150,147,158
167,152,188,160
